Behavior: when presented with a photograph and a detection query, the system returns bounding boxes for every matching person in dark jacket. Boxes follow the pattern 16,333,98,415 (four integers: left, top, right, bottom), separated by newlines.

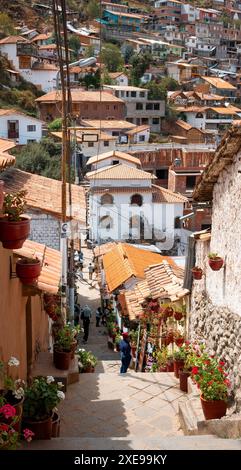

119,332,132,374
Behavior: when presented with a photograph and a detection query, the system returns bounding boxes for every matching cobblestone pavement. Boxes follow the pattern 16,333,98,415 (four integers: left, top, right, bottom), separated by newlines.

58,248,185,444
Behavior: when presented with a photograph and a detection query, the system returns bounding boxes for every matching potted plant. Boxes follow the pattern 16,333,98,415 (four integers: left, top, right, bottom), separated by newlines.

22,376,65,439
191,353,230,420
208,253,224,271
0,190,30,249
53,325,75,370
167,353,174,372
77,349,97,373
0,402,34,449
178,342,195,392
174,332,185,347
114,333,121,352
174,307,183,321
191,266,203,280
156,347,168,372
173,347,186,378
0,357,25,432
16,257,41,285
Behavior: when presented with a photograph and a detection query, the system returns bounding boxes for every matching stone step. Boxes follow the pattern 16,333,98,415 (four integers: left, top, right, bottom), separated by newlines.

23,435,241,451
32,352,79,391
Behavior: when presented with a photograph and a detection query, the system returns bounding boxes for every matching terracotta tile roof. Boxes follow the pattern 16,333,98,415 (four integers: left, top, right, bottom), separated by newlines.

93,242,117,258
31,33,52,42
13,240,61,294
0,109,44,122
103,243,176,292
201,76,237,90
208,106,240,115
105,10,145,19
0,152,15,170
0,168,86,223
176,106,207,113
81,119,136,129
152,184,188,203
109,72,127,79
51,129,116,142
126,125,150,135
175,119,192,131
0,138,17,154
193,125,241,202
86,163,156,180
36,90,124,103
0,35,27,44
144,261,188,301
194,92,225,101
87,150,141,166
90,186,153,193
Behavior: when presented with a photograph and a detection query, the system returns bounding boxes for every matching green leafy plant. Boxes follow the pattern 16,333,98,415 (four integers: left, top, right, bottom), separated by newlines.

2,191,27,221
156,347,168,368
54,324,76,352
191,353,230,401
77,349,97,370
0,357,25,402
208,252,219,259
23,376,65,422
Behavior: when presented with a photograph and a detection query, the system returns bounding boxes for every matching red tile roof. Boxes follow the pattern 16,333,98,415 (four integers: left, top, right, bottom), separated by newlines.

13,240,61,294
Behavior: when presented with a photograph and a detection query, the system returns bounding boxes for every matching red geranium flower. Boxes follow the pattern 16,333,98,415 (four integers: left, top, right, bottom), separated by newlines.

192,366,199,375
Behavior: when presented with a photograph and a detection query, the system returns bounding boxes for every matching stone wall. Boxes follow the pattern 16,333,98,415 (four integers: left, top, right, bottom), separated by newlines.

28,209,60,250
189,290,241,412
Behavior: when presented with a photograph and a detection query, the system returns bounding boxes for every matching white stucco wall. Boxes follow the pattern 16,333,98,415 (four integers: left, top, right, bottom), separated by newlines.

89,157,138,171
0,114,43,145
89,178,151,188
20,69,57,93
0,43,19,69
82,140,116,158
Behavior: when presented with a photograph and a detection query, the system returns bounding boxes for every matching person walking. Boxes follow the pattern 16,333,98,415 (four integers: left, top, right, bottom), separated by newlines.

119,332,132,374
95,307,102,327
81,304,92,343
88,262,94,281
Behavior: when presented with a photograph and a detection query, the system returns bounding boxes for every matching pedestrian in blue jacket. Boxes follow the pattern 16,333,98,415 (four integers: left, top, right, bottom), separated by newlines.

119,332,132,374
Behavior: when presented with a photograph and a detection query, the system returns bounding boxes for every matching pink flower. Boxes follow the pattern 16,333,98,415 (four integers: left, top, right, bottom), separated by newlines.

23,428,35,442
0,404,16,419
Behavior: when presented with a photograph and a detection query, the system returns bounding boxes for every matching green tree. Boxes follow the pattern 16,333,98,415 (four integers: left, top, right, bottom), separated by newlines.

68,35,81,60
100,43,124,72
84,0,100,19
84,45,95,58
0,13,15,36
81,69,100,89
14,139,63,180
101,69,113,85
124,44,135,64
144,81,167,100
48,118,63,132
130,52,152,86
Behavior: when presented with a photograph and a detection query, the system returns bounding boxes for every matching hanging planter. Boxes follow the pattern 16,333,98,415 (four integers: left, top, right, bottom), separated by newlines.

175,335,184,347
16,258,41,285
174,310,183,321
208,253,224,271
0,191,30,249
191,267,203,280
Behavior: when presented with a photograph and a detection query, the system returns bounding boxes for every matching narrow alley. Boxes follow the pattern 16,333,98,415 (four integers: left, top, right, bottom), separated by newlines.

26,248,241,450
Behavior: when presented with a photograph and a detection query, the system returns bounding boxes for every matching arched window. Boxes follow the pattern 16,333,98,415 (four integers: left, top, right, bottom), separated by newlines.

99,215,113,230
196,113,203,118
130,194,143,206
100,193,114,205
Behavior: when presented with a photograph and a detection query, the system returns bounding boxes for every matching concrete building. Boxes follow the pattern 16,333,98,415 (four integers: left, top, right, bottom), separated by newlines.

103,85,165,133
35,90,126,122
0,109,44,145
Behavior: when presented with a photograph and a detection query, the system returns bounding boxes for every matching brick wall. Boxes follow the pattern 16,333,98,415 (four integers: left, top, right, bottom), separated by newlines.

28,210,61,250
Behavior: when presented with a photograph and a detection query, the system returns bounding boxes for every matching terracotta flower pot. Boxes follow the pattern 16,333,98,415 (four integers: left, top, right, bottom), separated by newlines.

200,395,227,420
175,337,184,347
52,412,60,437
22,414,53,440
174,359,184,378
179,369,190,392
191,268,203,280
0,217,30,249
83,366,95,373
70,340,78,359
174,311,183,321
53,348,71,370
16,259,41,285
208,258,224,271
167,360,174,372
